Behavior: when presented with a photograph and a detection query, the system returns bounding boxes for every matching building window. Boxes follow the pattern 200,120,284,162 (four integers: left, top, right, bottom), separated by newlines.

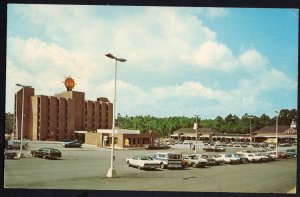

109,137,118,144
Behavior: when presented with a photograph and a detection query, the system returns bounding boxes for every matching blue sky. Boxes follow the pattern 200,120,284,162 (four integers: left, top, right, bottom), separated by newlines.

6,5,298,119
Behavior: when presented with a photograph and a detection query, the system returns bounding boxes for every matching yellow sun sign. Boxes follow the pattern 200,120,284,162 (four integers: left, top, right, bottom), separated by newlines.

64,76,76,91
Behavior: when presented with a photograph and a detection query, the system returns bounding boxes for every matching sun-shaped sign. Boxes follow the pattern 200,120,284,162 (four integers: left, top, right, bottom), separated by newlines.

64,76,76,91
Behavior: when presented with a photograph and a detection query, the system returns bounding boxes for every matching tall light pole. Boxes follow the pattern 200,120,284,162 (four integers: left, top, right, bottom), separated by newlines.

16,83,31,158
249,116,253,143
15,93,18,139
275,111,279,156
194,115,199,144
105,53,126,178
193,115,199,153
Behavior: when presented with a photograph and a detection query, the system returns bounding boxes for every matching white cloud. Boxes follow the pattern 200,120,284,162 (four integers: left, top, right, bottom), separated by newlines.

13,5,218,73
206,8,230,18
258,68,297,91
191,41,239,71
152,81,217,100
239,49,269,71
6,5,297,118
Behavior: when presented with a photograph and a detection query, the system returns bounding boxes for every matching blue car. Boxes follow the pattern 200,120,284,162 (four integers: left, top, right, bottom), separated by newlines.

64,140,82,148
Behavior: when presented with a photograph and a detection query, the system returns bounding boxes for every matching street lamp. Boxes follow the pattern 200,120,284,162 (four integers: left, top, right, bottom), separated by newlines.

105,53,127,178
193,115,199,153
275,111,279,156
249,116,253,143
16,83,32,158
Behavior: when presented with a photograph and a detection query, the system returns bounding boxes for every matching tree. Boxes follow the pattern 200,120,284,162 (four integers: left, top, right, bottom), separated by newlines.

5,112,14,134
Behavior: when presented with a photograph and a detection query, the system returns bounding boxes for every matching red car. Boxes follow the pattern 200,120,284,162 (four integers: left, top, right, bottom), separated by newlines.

277,151,288,159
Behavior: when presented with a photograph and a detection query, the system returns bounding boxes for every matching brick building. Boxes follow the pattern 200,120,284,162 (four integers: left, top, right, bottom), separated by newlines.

14,80,113,141
84,129,155,149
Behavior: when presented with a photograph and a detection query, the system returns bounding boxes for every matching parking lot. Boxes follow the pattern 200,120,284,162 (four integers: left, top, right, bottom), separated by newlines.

4,142,297,193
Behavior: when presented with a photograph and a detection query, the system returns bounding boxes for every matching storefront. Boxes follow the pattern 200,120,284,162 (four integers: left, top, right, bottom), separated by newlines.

85,129,155,148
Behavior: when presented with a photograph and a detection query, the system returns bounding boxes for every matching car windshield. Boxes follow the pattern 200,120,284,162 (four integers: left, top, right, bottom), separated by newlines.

141,156,153,160
189,155,197,159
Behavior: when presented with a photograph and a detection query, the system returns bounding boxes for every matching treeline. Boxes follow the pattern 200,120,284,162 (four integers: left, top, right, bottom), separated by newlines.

4,109,297,137
116,109,297,137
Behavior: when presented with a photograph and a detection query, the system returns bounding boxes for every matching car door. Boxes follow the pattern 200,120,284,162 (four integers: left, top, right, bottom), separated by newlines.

131,156,140,167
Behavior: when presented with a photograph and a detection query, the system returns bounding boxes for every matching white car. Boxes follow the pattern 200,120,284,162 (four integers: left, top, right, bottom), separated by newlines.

254,152,270,162
126,156,160,170
210,154,225,165
194,154,224,165
236,150,256,154
182,154,208,168
267,151,279,159
238,153,261,163
7,139,28,150
217,154,240,164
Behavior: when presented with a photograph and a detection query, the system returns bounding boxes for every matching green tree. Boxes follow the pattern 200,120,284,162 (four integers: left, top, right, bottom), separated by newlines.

5,112,14,134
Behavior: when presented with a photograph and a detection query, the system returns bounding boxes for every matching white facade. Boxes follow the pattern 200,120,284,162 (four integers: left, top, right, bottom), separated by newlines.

96,129,140,134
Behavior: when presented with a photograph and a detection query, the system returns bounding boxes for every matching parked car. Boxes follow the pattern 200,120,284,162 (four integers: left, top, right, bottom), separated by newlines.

279,143,292,147
236,150,256,154
266,152,278,160
283,149,297,158
227,143,234,147
235,154,249,164
153,152,184,169
236,153,259,163
31,148,62,159
193,154,215,165
277,151,289,159
147,144,170,150
126,155,160,170
64,140,82,148
4,151,17,160
217,154,240,164
182,155,208,168
268,143,276,148
203,146,226,152
259,152,276,161
210,154,226,165
194,154,225,165
254,152,270,162
7,139,28,150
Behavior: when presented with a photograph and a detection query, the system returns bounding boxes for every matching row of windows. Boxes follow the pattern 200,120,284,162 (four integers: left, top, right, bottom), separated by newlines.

127,138,150,144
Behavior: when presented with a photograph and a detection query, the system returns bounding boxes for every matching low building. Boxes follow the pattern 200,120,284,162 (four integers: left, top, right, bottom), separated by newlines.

254,122,297,144
84,129,155,149
170,128,221,142
171,120,297,144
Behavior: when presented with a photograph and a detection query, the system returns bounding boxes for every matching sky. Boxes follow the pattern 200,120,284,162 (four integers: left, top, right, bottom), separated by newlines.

6,5,298,119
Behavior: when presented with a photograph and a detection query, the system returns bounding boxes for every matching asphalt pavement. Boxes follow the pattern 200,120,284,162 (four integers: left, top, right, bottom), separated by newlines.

4,142,297,193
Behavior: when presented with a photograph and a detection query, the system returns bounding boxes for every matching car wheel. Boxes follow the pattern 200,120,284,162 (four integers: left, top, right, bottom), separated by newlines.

43,155,47,159
32,153,36,157
127,162,131,167
160,163,165,169
192,163,197,168
137,166,141,170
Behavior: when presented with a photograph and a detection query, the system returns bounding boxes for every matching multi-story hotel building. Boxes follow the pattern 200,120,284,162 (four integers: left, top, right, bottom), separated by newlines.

14,77,113,141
